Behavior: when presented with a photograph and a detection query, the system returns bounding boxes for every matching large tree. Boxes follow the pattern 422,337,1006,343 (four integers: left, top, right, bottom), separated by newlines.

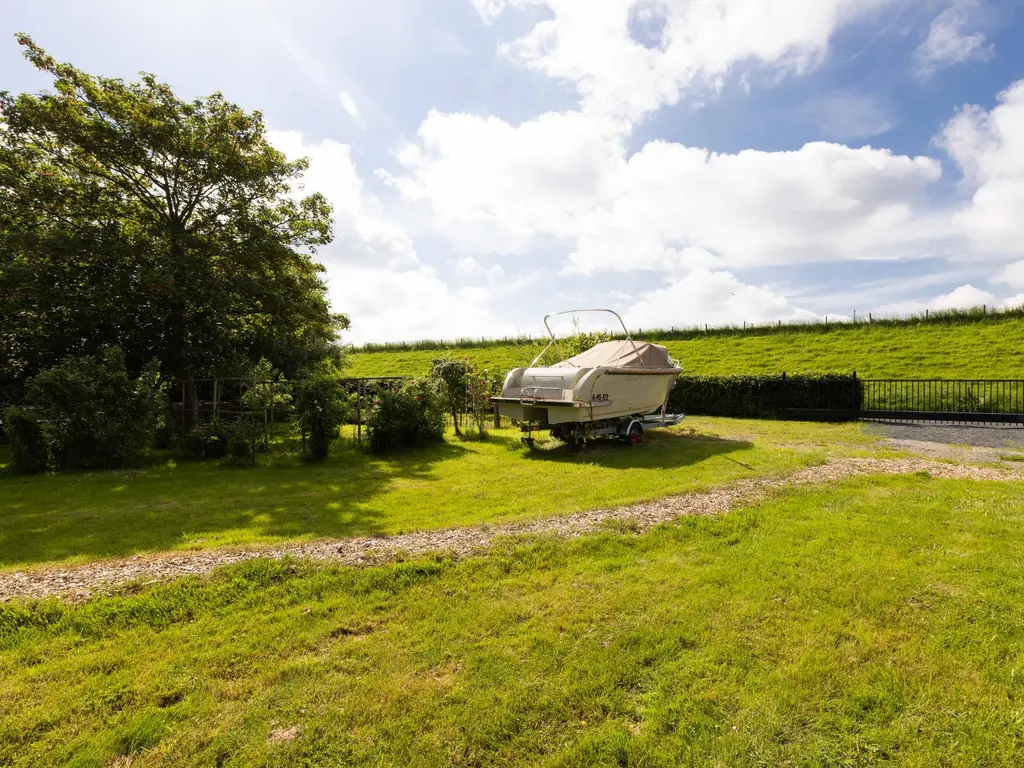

0,34,347,412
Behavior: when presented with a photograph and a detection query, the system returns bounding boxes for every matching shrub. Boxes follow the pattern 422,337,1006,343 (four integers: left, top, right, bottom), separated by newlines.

366,380,446,454
183,419,230,459
241,358,293,450
431,358,471,435
2,407,48,473
668,374,862,419
294,373,349,460
4,348,165,473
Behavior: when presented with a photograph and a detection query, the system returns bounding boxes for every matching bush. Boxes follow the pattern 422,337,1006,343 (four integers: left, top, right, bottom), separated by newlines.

366,380,446,454
431,358,471,435
3,407,48,473
183,419,230,459
4,348,165,473
294,373,349,460
668,374,862,419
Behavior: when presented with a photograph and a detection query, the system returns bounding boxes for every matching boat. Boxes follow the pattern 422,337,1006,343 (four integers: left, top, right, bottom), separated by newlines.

493,310,684,447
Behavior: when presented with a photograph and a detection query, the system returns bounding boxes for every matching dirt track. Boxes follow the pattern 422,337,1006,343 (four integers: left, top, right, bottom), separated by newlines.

1,457,1016,603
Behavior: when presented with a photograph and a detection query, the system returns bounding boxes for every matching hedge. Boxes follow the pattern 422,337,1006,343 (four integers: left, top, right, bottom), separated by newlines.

667,374,862,419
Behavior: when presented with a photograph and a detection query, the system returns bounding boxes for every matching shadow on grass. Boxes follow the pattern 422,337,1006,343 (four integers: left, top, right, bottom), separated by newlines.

490,429,754,470
0,440,469,568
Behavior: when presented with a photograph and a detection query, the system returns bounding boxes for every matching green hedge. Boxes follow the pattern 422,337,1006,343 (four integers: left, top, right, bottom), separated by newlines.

667,374,862,419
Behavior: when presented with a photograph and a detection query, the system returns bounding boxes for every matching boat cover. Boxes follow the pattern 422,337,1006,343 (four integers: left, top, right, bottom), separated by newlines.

553,341,675,370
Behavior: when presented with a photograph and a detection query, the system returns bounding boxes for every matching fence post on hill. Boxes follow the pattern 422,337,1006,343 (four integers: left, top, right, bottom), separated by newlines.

493,401,501,429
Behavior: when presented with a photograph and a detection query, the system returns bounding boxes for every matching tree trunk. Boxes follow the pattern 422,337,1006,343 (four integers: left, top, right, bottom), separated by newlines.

167,225,197,430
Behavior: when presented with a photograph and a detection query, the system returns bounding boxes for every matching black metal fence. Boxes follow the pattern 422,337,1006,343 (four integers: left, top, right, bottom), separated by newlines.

775,376,1024,425
860,379,1024,425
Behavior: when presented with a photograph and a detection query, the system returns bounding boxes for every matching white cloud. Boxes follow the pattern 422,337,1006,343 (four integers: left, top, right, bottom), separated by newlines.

565,140,948,275
874,283,998,315
940,80,1024,254
270,130,417,269
916,1,993,79
1005,294,1024,309
331,266,515,344
482,0,899,121
812,91,894,140
269,129,516,343
469,0,532,24
624,269,819,329
386,109,625,254
337,90,367,129
390,110,951,275
993,260,1024,289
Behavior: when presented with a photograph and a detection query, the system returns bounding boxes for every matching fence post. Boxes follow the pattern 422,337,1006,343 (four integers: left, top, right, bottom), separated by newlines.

356,379,363,444
251,377,257,466
213,378,219,420
493,400,501,429
269,380,275,439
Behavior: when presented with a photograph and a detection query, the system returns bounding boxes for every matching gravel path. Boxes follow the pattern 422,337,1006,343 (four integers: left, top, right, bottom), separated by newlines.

1,458,1018,603
866,421,1024,450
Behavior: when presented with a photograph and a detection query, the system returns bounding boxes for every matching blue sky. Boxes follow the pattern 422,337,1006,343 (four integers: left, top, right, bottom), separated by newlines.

3,0,1024,343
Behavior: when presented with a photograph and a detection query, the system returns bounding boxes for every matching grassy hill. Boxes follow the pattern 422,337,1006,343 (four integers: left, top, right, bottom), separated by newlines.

347,312,1024,380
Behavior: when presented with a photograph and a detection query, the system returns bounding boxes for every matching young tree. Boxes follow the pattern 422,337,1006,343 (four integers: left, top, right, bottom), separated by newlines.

0,35,347,422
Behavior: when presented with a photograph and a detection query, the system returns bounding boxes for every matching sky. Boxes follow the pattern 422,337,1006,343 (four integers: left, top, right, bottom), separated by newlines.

2,0,1024,343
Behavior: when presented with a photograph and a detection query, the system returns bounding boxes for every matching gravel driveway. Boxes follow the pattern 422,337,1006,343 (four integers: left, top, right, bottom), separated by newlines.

1,458,1017,603
865,420,1024,449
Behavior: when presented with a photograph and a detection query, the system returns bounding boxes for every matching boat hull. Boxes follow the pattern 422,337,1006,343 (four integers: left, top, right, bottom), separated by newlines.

495,366,679,425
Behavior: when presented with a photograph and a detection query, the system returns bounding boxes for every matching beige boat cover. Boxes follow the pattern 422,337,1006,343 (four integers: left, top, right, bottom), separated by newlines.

554,340,676,370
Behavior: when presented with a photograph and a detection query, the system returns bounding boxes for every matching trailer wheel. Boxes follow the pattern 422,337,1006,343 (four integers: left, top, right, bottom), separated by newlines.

625,422,644,445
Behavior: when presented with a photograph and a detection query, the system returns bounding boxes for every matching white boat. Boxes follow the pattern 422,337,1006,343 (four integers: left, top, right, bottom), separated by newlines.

493,310,683,447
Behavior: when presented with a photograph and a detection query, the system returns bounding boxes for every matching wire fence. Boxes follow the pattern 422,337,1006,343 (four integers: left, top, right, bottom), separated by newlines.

167,377,408,444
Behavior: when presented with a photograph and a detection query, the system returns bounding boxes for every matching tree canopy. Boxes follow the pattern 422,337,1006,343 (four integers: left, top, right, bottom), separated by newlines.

0,34,347,405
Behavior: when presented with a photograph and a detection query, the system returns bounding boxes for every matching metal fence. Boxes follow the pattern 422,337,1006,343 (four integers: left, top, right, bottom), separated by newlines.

860,379,1024,425
167,376,408,442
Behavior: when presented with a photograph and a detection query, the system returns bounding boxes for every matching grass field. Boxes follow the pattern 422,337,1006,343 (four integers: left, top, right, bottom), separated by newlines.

346,315,1024,379
4,475,1024,766
0,419,881,570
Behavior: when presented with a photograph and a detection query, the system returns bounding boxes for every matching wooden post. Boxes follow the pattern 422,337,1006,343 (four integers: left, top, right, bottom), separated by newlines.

251,378,257,466
181,381,186,430
493,401,501,429
269,380,275,440
213,378,219,420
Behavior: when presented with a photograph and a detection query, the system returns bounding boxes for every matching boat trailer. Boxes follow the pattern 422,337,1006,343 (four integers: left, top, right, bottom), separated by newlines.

519,412,686,449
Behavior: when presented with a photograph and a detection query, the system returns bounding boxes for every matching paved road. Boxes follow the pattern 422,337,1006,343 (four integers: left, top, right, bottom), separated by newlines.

865,420,1024,449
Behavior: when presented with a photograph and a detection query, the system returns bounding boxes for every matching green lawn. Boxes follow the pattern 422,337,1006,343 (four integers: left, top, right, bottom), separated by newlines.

4,475,1024,766
347,315,1024,379
0,419,880,570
